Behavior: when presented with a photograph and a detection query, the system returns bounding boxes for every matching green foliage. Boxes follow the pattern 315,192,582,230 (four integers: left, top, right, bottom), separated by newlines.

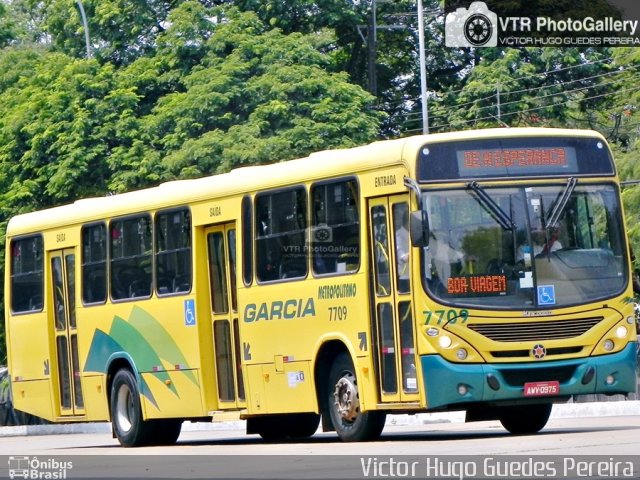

109,6,382,189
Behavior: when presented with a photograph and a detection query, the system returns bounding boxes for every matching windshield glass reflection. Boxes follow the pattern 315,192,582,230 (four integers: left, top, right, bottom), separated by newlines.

423,184,627,309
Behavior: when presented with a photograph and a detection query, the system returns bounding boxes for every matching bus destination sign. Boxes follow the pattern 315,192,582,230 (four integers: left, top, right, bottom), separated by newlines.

447,274,508,296
461,147,568,170
457,146,576,177
418,136,615,181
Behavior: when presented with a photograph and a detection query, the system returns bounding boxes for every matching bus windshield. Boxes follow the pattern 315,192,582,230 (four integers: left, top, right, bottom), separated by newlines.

422,183,628,309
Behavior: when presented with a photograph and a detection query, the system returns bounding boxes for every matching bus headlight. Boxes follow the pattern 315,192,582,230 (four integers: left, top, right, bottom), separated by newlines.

603,339,615,351
456,348,468,360
439,336,452,348
615,326,628,338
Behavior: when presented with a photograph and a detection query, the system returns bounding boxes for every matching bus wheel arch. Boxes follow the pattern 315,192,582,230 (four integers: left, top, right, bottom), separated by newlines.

106,358,135,419
107,360,182,447
317,346,386,442
109,368,152,447
314,340,350,432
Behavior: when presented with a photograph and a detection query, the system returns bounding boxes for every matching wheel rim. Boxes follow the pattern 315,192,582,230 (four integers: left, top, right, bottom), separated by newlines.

115,383,134,433
333,372,360,423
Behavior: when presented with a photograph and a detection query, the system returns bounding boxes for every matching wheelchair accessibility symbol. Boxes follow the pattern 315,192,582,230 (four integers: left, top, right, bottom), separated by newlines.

184,299,196,326
537,285,556,306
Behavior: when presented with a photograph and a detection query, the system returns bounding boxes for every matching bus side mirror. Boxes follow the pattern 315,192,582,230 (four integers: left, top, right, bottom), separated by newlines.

410,211,429,247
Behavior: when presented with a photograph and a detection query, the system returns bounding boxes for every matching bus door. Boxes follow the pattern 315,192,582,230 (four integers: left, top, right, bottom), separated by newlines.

49,249,85,416
205,223,246,409
368,195,419,404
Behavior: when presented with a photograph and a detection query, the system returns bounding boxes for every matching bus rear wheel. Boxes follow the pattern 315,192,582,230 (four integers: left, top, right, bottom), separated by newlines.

110,369,155,447
327,353,386,442
499,403,552,434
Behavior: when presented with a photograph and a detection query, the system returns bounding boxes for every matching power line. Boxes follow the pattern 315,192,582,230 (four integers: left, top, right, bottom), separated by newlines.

448,70,640,115
500,65,639,98
435,63,633,111
381,57,619,113
439,56,614,97
402,86,640,134
397,66,639,124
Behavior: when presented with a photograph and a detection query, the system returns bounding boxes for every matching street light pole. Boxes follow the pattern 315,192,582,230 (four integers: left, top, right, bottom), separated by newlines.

417,0,429,134
75,0,92,59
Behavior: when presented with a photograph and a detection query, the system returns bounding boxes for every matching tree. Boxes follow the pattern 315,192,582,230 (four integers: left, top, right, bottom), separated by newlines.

109,5,384,189
430,47,615,132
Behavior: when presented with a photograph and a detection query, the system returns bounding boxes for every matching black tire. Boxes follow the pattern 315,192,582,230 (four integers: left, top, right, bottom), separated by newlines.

149,419,183,445
254,416,287,441
499,403,552,434
252,413,320,441
286,413,321,438
110,369,154,447
327,353,386,442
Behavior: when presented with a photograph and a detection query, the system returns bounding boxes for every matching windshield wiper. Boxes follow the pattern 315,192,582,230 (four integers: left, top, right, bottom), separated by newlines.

467,181,515,231
545,177,577,230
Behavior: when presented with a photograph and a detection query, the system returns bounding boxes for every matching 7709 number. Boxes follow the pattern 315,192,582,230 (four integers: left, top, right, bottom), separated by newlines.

423,309,469,325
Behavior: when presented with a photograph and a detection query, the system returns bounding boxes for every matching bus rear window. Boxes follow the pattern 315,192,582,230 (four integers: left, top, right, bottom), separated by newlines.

10,236,44,313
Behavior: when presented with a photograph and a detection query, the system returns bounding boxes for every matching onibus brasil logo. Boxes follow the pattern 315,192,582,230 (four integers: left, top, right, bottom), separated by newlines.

8,457,73,479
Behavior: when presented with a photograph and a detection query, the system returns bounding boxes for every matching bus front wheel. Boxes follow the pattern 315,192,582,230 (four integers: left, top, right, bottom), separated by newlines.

327,353,386,442
498,403,552,434
110,369,154,447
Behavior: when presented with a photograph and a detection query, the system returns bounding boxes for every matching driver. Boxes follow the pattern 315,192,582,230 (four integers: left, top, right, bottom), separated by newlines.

516,228,562,261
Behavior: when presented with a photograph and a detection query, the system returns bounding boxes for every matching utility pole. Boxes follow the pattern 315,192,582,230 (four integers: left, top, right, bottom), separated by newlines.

367,0,378,96
75,0,92,59
496,82,501,124
417,0,429,134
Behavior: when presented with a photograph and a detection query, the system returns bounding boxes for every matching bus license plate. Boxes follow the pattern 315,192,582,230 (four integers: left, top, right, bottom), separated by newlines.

523,381,560,397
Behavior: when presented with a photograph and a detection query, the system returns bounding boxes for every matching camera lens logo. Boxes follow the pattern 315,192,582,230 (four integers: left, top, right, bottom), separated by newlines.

445,2,498,48
464,12,493,46
312,225,333,243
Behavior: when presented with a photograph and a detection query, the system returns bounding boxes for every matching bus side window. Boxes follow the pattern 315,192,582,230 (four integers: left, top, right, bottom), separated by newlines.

81,224,107,304
10,235,44,313
110,215,152,300
242,196,253,286
155,208,192,295
311,179,360,275
255,187,308,282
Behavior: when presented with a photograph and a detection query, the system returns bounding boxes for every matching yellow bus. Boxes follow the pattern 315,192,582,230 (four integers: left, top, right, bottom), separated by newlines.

5,128,637,447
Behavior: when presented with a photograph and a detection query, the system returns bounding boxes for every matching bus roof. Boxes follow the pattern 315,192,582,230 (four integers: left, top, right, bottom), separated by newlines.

6,127,605,236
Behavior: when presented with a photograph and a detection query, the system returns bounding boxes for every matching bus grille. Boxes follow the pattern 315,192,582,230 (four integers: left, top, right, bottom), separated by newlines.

467,317,603,342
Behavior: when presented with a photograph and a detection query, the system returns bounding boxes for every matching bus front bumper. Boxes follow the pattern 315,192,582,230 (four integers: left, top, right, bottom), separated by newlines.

421,342,638,410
